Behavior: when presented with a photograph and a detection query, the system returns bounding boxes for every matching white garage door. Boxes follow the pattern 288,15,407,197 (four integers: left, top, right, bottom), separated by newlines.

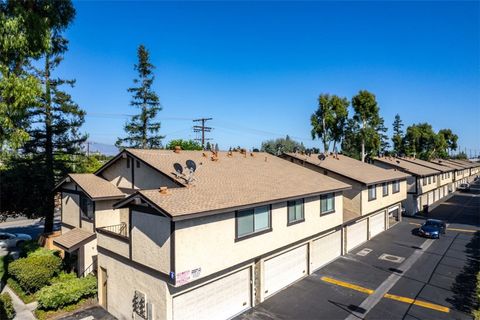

346,219,368,252
173,268,251,320
264,245,307,298
311,231,342,272
369,212,385,238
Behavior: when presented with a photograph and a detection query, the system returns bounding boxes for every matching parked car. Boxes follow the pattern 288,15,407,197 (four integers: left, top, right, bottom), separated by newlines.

458,183,470,192
0,232,32,250
418,219,446,239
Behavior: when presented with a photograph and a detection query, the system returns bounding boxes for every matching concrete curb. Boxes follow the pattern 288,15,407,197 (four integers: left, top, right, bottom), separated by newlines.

1,285,37,320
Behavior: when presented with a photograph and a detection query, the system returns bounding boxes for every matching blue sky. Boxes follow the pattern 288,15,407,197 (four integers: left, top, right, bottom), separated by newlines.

60,1,479,154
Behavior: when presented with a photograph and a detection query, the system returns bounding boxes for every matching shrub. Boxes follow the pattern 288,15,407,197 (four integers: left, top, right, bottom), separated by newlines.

50,272,77,284
0,292,15,320
37,275,97,310
8,253,62,293
19,240,40,257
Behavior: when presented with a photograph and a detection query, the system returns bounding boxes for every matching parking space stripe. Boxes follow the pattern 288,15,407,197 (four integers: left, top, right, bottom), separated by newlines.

448,227,477,233
320,276,374,294
383,293,450,313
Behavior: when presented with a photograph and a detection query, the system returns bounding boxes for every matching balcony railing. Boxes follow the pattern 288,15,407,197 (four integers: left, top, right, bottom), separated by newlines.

97,222,129,240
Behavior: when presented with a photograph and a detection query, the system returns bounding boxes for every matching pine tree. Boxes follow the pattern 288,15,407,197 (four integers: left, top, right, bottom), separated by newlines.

116,45,164,149
22,25,86,232
392,114,404,155
376,117,390,155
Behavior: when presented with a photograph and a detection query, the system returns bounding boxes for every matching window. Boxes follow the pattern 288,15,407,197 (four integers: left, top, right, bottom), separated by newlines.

287,199,304,224
80,196,94,220
236,205,271,238
136,160,140,168
428,176,431,184
433,176,436,183
382,182,389,197
368,185,377,201
320,193,335,215
392,180,400,193
422,178,427,186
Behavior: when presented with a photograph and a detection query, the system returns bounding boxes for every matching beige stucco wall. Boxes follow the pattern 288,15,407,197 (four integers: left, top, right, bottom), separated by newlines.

133,161,179,190
81,219,94,233
418,175,439,194
101,157,133,189
131,210,171,274
97,232,130,258
62,192,80,227
79,238,97,275
174,193,343,283
361,180,407,215
95,200,126,228
98,253,170,320
438,174,453,187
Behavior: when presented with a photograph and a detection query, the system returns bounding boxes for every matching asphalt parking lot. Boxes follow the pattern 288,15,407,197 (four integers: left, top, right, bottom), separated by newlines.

238,181,479,320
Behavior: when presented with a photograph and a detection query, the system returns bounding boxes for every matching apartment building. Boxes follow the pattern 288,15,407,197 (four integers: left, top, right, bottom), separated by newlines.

436,159,479,183
281,153,408,242
429,159,470,189
373,157,443,215
399,157,455,200
53,174,127,275
93,149,352,320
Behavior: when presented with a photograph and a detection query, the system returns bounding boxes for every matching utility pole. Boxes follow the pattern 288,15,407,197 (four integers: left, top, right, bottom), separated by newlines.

193,118,213,148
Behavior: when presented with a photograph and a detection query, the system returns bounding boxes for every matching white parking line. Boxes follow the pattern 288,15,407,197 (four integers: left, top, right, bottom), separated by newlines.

344,237,435,320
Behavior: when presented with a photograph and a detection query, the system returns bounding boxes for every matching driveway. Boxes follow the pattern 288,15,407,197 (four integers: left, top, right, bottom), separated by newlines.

237,181,479,320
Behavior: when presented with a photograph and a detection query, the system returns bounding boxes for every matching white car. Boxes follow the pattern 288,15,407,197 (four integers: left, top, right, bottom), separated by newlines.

0,232,32,250
458,183,470,192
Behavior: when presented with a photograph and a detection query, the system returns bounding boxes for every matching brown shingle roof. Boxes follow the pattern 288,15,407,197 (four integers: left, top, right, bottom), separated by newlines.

65,174,125,200
440,159,477,169
429,159,465,170
399,157,455,172
53,228,96,252
285,153,409,185
121,149,351,218
374,157,439,177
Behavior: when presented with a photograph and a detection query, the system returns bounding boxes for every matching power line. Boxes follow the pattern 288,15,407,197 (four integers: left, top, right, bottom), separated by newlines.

193,118,213,148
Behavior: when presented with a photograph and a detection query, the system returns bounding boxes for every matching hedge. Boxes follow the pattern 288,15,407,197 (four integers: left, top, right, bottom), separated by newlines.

8,253,62,293
0,292,15,320
37,275,97,310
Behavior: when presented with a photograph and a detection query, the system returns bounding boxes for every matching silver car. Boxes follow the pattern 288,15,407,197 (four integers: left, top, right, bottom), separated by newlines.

0,232,32,250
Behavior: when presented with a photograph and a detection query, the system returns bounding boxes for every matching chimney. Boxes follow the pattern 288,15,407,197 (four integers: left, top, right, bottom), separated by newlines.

174,146,181,153
159,186,168,194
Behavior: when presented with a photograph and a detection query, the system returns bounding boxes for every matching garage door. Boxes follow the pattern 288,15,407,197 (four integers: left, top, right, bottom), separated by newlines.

388,206,400,228
369,212,385,238
172,268,251,320
346,219,368,252
311,231,341,272
264,245,307,298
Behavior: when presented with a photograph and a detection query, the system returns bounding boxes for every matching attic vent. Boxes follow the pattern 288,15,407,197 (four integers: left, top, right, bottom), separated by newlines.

318,153,326,161
396,160,400,164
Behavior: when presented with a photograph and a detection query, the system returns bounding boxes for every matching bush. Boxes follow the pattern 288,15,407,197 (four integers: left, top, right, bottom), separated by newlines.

50,272,77,284
8,253,62,293
37,275,97,310
0,292,15,320
19,240,41,257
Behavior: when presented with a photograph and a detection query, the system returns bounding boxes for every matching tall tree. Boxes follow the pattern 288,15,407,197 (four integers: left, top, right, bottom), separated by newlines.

351,90,381,162
116,45,164,149
402,123,439,160
0,0,62,150
376,117,390,155
310,94,349,153
341,118,362,160
438,129,458,157
392,114,404,155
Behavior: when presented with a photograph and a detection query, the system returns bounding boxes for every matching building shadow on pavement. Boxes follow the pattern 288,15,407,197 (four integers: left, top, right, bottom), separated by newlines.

447,231,480,314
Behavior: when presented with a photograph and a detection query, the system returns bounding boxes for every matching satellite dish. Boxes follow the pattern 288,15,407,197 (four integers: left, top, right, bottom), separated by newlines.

186,160,197,172
173,163,183,174
318,153,326,161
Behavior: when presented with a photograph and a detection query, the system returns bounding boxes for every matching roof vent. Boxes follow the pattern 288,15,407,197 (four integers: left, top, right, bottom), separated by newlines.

396,160,400,164
227,151,233,157
318,153,326,161
250,152,254,157
264,156,268,162
174,146,181,153
159,187,168,194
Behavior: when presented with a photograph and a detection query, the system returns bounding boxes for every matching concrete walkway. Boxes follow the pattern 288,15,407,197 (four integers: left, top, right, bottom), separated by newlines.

1,285,37,320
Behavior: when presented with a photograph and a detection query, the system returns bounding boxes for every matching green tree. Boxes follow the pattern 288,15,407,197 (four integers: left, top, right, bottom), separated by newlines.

166,139,203,151
403,123,440,160
438,129,458,157
310,94,349,152
392,114,404,155
261,135,305,155
351,90,381,162
376,117,390,155
116,45,164,149
0,0,74,150
341,118,362,160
